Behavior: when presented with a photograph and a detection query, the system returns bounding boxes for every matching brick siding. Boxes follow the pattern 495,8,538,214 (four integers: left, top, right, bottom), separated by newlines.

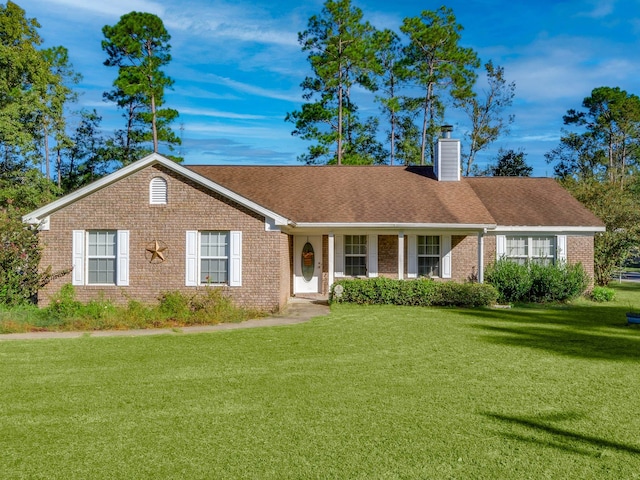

38,164,290,312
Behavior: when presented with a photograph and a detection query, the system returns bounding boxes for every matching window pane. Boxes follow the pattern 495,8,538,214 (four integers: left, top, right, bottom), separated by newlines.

88,258,115,284
201,258,228,284
345,256,367,276
418,257,439,277
532,237,554,258
507,236,527,257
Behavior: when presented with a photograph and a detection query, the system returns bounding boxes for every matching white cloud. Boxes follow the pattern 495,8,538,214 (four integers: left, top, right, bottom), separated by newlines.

576,0,616,18
179,107,270,120
204,74,300,102
29,0,166,18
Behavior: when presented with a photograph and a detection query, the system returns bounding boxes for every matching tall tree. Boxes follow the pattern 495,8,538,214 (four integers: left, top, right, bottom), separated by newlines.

485,148,532,176
0,1,49,166
286,0,382,165
459,61,515,176
561,86,640,188
400,7,479,165
375,29,403,165
39,46,80,186
102,11,180,158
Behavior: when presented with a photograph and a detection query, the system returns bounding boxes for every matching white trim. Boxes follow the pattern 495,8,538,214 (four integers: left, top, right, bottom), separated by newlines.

116,230,130,286
441,235,452,279
72,230,85,286
23,153,290,227
328,233,335,287
556,235,567,262
493,226,605,233
407,235,417,278
477,231,484,283
229,231,242,287
292,222,496,230
368,234,378,278
185,230,198,286
398,232,404,279
496,235,506,258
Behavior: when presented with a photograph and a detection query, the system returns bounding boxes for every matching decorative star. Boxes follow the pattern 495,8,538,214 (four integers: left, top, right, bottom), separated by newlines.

146,240,167,263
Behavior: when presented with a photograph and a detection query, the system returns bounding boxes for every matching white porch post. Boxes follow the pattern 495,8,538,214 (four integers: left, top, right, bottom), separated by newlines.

328,233,335,288
398,232,404,279
477,230,485,283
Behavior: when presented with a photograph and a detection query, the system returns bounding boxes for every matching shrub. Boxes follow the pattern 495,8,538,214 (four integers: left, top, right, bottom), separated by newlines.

485,259,532,303
589,286,616,302
330,278,497,308
486,260,588,304
46,284,83,320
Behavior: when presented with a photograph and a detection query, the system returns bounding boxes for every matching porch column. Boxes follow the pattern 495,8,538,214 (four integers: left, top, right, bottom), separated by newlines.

398,232,405,279
477,230,485,283
328,233,335,287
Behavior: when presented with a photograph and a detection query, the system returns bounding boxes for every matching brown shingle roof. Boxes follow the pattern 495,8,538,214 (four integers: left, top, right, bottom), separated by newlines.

186,165,603,228
466,177,604,227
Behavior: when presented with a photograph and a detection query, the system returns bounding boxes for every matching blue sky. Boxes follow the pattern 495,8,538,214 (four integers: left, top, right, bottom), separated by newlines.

17,0,640,176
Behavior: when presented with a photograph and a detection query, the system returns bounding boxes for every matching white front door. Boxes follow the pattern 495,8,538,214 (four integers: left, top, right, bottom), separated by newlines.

294,236,322,294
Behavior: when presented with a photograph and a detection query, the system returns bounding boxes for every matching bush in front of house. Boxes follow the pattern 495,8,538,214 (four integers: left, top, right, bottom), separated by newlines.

486,259,589,304
588,286,616,302
483,259,532,304
0,284,260,333
329,277,498,308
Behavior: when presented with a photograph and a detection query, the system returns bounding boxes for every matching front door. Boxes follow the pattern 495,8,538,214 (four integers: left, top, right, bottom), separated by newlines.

294,236,322,294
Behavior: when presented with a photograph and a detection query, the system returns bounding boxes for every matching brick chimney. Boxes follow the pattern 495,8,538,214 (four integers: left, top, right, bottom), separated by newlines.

434,125,460,181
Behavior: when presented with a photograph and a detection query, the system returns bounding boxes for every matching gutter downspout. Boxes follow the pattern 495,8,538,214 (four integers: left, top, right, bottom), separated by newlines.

477,229,486,283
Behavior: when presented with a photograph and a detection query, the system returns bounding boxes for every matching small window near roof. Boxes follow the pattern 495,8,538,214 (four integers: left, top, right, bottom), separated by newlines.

150,177,167,204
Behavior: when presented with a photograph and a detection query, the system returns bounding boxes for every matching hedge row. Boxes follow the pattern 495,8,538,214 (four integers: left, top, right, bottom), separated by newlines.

485,259,589,304
329,277,498,307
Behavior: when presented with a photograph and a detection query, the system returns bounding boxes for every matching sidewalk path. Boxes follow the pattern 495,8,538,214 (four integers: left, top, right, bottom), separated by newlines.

0,297,330,341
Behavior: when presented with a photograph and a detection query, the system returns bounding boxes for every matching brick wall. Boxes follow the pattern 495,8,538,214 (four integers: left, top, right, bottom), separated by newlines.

451,235,478,282
378,235,398,277
38,164,290,312
568,235,595,282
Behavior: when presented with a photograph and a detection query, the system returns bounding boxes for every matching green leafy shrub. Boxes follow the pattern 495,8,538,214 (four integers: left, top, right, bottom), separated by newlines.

589,286,616,302
330,278,497,307
484,259,532,303
486,260,588,303
46,284,83,320
158,290,193,321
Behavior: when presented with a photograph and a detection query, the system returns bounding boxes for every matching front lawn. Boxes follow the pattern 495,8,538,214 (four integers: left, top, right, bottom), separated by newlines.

1,284,639,479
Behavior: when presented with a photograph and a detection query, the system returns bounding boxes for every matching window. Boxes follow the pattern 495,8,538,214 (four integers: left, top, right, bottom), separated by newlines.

505,236,555,265
149,177,167,204
88,230,116,284
200,231,228,284
418,235,440,277
407,234,451,279
72,230,129,286
185,231,242,287
344,235,367,276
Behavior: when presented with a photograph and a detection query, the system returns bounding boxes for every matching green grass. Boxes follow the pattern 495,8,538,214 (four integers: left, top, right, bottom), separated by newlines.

1,285,640,479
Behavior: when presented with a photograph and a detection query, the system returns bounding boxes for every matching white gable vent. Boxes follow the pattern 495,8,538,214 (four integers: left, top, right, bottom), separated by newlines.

434,125,460,182
150,177,168,204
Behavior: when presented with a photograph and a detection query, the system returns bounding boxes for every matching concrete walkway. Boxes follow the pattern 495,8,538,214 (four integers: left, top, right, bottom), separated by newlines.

0,296,330,341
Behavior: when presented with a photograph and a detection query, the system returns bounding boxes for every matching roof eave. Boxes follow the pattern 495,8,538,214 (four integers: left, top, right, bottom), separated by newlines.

23,154,291,227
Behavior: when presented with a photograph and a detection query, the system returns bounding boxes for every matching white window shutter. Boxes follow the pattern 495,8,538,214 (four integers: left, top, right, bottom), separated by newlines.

229,231,242,287
556,235,567,263
496,235,506,258
407,235,417,278
116,230,130,286
334,235,344,277
441,235,452,279
185,231,198,286
368,234,378,277
72,230,85,286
